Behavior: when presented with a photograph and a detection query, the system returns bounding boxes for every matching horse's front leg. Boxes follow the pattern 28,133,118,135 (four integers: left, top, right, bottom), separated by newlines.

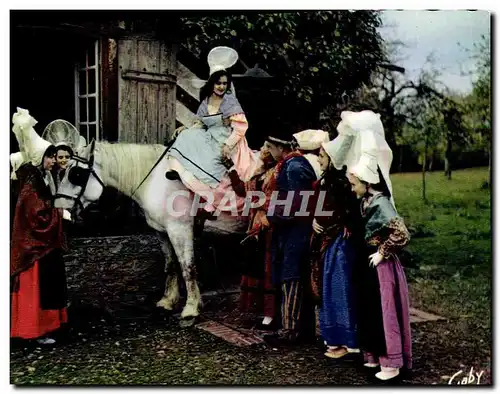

155,232,180,311
166,221,201,320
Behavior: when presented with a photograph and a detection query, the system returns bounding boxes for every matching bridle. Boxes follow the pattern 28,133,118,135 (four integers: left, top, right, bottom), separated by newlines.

54,153,105,217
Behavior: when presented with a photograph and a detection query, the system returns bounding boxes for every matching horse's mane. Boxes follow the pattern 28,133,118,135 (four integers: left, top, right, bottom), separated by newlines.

95,141,165,195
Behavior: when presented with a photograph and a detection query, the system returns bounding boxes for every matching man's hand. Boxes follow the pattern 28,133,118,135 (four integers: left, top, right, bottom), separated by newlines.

343,226,351,239
312,219,324,234
254,210,270,229
222,143,232,159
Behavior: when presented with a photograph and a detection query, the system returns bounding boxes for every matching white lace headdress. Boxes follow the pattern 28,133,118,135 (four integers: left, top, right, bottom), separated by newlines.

185,46,239,97
42,119,87,154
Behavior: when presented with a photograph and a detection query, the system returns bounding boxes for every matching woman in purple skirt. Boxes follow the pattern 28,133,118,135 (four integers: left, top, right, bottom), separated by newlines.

347,148,412,381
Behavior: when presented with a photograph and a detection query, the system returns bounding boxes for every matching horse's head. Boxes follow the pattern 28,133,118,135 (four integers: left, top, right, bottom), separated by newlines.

54,140,105,215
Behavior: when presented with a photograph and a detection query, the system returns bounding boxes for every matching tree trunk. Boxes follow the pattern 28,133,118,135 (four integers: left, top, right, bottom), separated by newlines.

488,142,492,188
422,138,428,203
444,137,452,180
399,145,404,173
384,109,396,148
422,157,427,203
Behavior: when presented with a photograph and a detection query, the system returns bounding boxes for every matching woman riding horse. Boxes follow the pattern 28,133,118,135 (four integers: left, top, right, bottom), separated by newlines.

166,47,261,217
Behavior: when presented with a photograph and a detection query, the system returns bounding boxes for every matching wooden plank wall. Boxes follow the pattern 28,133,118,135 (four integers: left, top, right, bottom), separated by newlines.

158,43,176,144
137,39,159,144
118,38,138,143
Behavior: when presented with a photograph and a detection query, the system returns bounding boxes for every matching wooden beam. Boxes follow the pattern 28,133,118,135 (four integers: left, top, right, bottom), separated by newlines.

14,23,128,39
379,63,406,74
177,61,201,101
176,101,198,127
121,69,176,84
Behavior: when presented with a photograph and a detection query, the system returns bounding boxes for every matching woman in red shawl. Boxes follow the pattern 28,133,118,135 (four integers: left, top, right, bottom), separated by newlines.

239,144,279,330
11,143,71,345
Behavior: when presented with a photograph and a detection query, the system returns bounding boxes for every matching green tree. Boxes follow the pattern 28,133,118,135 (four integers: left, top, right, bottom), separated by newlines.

442,100,469,179
465,34,491,183
179,11,385,128
400,94,444,202
390,62,471,180
349,54,448,173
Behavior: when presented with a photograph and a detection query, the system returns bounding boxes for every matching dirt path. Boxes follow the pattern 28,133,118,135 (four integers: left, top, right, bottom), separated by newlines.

10,305,491,385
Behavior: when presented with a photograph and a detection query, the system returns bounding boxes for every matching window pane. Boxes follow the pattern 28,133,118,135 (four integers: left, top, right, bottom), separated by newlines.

88,124,97,143
79,71,87,96
87,44,96,67
75,41,100,142
88,97,97,122
78,49,87,69
79,98,88,122
79,124,88,141
88,68,96,94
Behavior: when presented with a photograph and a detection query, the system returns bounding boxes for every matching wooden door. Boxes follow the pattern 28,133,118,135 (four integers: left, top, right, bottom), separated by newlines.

118,36,177,144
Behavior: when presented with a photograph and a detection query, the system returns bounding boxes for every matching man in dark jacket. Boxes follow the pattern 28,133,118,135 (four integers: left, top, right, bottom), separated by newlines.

263,128,317,345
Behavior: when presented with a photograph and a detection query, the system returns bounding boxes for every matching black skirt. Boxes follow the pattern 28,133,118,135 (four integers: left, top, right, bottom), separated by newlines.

351,242,387,356
240,235,266,279
38,249,68,310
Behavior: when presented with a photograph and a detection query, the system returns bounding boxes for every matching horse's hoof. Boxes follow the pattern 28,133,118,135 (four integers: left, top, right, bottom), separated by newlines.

179,318,196,328
156,298,175,311
180,304,200,319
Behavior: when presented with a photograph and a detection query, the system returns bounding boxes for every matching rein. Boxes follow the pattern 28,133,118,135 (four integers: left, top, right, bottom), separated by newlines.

129,138,175,199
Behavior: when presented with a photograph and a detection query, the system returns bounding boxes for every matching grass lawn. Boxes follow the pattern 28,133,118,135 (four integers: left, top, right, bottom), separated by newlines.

392,167,491,328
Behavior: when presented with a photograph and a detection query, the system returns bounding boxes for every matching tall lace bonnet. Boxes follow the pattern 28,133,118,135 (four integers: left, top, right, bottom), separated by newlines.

321,110,395,207
10,108,86,179
189,46,239,96
42,119,87,154
10,108,52,179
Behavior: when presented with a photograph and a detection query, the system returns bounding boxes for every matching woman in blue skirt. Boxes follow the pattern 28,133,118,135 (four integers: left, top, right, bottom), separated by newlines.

310,141,364,359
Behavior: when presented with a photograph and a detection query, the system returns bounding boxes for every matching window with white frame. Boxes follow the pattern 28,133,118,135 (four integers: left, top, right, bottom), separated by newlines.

75,40,100,143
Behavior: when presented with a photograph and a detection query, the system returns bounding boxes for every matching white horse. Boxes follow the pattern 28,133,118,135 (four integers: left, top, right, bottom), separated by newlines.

54,139,321,323
54,140,236,322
